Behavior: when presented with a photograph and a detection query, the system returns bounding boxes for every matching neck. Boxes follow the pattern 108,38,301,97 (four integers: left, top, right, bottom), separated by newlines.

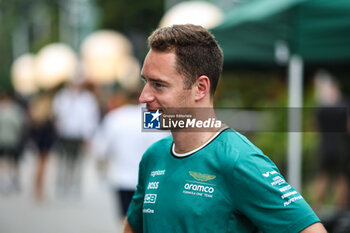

171,109,223,153
172,130,218,154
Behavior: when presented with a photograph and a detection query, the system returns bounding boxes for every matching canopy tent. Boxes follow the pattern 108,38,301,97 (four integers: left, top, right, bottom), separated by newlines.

211,0,350,191
212,0,350,65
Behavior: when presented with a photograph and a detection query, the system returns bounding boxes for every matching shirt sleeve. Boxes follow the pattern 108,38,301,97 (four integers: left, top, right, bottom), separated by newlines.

231,152,320,233
126,157,146,233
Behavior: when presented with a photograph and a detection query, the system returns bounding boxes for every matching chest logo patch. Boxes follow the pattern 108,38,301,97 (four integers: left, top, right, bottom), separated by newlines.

189,171,216,182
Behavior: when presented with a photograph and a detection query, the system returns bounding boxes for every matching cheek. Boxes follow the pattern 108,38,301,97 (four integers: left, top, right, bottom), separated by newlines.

174,90,194,107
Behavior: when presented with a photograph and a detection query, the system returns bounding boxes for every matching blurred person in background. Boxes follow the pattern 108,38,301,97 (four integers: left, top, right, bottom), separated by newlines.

313,71,350,215
0,89,27,194
53,79,100,198
92,88,168,219
28,91,56,202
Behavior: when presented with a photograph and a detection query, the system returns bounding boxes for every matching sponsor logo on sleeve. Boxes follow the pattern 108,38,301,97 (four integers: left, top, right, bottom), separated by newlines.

262,170,303,207
283,196,303,206
262,170,278,177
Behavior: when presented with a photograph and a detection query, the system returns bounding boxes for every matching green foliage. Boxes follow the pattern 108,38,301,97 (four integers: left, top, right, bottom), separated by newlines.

214,70,319,178
215,70,286,108
96,0,164,60
0,0,61,91
1,0,165,91
0,1,16,90
214,70,288,168
97,0,164,35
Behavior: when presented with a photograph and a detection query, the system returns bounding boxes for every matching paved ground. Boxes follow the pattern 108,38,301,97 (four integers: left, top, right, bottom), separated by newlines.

0,149,122,233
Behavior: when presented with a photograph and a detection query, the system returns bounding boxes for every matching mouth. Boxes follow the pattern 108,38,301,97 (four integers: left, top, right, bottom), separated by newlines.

146,105,162,112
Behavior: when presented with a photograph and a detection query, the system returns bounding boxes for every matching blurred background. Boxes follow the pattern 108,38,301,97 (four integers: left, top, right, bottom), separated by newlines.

1,0,350,232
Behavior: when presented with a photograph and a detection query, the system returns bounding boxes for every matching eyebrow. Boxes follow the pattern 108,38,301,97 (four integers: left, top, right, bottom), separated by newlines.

141,75,169,85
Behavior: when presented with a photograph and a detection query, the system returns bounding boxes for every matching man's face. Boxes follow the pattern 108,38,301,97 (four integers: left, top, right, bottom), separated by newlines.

139,49,195,112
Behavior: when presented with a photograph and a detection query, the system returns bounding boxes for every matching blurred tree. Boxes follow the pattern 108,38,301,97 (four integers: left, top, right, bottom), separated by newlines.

98,0,163,32
96,0,164,60
0,0,60,90
0,0,17,89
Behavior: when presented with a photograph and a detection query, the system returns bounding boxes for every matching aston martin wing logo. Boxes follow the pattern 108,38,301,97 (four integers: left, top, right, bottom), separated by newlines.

189,171,216,182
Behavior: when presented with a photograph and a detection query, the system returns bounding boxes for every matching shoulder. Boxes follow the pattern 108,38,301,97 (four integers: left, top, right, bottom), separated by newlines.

144,134,173,155
215,128,278,173
141,134,172,160
137,134,172,175
214,128,264,159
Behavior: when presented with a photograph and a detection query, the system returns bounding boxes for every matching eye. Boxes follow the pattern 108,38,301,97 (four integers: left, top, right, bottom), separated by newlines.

153,82,164,88
151,82,166,90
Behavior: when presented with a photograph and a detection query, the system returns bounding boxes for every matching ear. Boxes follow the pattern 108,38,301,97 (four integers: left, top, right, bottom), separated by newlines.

194,75,210,101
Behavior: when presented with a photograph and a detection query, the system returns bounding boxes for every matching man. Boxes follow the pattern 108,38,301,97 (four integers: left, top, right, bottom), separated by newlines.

92,90,168,218
53,81,100,197
124,24,326,233
0,90,26,194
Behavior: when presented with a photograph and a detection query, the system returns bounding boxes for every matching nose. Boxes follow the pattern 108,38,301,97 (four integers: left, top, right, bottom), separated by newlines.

139,83,154,104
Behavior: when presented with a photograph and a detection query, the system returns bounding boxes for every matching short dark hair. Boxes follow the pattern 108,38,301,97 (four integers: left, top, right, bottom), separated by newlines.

148,24,223,96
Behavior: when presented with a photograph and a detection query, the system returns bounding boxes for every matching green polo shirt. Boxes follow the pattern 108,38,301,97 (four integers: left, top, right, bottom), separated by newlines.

127,128,320,233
